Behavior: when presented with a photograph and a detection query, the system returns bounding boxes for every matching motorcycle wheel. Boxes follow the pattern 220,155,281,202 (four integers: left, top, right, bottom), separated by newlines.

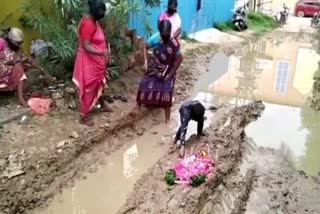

234,22,241,31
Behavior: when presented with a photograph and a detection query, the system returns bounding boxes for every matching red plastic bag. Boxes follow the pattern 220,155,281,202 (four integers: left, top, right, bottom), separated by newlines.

28,98,52,115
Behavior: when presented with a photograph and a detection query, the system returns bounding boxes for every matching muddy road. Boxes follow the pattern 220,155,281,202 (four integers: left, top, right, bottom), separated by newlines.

30,28,320,214
0,30,245,213
1,19,320,214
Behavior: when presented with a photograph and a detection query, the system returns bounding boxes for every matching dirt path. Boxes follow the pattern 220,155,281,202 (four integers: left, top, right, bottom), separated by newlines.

118,18,320,214
116,28,320,214
117,101,265,214
0,33,248,213
2,15,319,214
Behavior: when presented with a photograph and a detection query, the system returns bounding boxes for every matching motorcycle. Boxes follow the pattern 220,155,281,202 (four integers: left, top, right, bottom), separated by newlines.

282,3,289,24
279,11,287,26
274,4,289,27
232,3,249,31
311,12,320,27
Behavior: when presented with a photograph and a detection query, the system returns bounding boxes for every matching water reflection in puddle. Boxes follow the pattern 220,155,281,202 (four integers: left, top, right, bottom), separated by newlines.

36,124,172,214
203,37,320,176
37,95,216,214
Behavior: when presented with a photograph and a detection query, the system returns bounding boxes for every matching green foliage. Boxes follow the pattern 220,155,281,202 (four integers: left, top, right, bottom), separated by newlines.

214,21,234,32
214,12,277,34
144,0,161,7
21,0,84,71
20,0,157,81
190,174,207,187
247,12,278,32
165,169,177,185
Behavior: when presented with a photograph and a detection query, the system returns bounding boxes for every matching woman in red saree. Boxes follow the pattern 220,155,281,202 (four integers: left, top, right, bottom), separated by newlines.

73,0,112,126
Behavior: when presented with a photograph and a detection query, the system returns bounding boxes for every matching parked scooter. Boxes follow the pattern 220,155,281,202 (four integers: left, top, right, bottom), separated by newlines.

274,3,289,27
282,3,289,24
311,12,320,27
232,3,249,31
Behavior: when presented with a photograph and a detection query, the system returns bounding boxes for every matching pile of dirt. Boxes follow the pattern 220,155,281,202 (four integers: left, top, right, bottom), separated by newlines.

117,101,265,214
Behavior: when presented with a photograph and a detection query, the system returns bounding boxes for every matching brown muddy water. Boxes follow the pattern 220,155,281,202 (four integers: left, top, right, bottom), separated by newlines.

36,36,320,213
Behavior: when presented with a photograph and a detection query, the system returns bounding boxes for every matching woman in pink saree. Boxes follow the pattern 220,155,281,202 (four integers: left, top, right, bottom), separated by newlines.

73,0,112,126
158,0,182,39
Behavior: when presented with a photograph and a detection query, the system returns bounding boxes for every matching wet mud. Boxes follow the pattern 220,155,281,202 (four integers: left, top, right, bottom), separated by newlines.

244,144,320,214
118,101,265,214
1,26,319,214
0,39,247,213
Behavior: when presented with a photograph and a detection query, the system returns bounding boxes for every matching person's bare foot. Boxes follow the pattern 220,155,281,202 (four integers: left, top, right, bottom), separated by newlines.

179,145,185,158
197,133,207,139
79,116,94,126
19,99,28,108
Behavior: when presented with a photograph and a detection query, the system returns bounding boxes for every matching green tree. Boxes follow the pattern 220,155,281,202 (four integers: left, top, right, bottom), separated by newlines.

20,0,160,80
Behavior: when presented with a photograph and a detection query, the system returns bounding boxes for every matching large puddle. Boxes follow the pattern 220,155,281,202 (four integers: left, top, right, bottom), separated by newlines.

205,37,320,176
37,35,320,213
35,99,216,214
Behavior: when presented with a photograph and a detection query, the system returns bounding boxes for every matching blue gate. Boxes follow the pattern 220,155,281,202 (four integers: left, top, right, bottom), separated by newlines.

129,0,235,38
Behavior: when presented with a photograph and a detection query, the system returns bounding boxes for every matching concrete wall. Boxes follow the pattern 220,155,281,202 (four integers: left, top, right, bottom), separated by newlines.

129,0,236,38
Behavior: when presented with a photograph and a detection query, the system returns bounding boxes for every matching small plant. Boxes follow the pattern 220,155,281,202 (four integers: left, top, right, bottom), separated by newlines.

214,21,234,32
190,174,207,187
165,169,177,185
247,12,278,32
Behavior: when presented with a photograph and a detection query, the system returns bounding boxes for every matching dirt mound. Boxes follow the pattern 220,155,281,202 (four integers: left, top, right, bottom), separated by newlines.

118,101,265,214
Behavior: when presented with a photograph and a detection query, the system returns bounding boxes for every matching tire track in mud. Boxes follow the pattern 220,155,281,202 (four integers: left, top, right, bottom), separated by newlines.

117,101,265,214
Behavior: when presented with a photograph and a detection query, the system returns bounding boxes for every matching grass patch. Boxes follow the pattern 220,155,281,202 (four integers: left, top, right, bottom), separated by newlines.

247,12,278,33
214,21,234,32
214,12,277,34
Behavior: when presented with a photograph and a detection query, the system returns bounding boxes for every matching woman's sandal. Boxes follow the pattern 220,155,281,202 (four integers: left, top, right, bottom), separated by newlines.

179,146,185,158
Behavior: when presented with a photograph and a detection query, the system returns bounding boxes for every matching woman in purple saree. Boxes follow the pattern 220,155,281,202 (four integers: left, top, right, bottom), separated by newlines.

136,20,183,123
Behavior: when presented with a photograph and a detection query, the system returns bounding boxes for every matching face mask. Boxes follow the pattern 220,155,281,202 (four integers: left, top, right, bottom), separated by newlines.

167,8,177,15
95,14,105,20
93,11,105,20
90,4,106,20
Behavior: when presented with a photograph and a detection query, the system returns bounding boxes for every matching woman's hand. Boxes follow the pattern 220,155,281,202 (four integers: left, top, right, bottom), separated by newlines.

164,72,173,81
103,50,111,59
101,50,111,64
156,72,162,79
143,61,148,71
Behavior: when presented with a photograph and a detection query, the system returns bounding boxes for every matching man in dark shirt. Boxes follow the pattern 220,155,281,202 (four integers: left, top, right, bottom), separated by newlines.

173,100,206,157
